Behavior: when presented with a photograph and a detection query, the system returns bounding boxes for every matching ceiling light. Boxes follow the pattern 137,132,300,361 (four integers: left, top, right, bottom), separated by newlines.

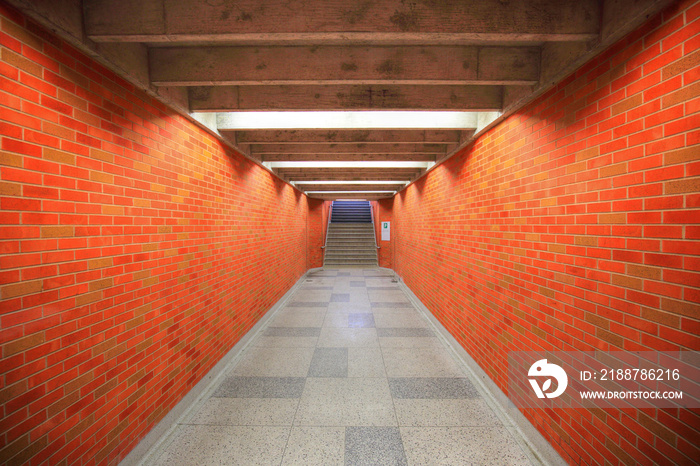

305,191,396,194
216,111,478,129
293,181,408,185
265,161,430,169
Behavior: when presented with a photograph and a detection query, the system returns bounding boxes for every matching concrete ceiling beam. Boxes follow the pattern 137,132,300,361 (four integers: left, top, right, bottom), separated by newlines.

259,153,438,162
84,0,600,44
149,46,541,86
188,84,504,111
251,143,446,154
229,129,469,145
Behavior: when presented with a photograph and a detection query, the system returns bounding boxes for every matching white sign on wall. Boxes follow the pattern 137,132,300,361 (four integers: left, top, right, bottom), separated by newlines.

381,221,390,241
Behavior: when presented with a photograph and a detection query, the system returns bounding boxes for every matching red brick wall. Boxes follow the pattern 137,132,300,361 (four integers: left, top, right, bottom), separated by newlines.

390,2,700,464
307,199,330,268
0,5,315,464
372,199,394,269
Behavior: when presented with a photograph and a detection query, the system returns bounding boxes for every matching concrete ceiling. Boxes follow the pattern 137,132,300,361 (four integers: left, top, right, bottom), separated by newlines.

9,0,673,200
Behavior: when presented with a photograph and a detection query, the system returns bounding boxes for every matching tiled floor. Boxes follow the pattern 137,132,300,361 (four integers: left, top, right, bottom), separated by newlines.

147,268,535,465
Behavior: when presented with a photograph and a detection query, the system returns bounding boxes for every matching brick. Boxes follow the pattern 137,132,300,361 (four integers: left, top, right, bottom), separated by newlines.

664,177,700,194
1,279,42,299
1,47,42,77
42,148,75,165
40,226,74,238
3,332,44,357
662,80,700,108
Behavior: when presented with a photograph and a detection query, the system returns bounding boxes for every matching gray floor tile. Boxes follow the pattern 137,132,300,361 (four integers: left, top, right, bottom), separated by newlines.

377,328,433,337
308,347,348,377
366,286,399,291
232,347,314,377
214,377,306,398
287,302,328,308
188,398,298,426
371,302,414,308
270,310,326,327
345,427,407,466
329,302,372,312
394,399,501,427
303,286,334,290
379,336,443,348
152,425,290,466
368,291,410,303
331,293,350,302
322,312,351,328
388,378,480,399
382,347,464,377
254,336,319,347
348,347,386,377
295,378,397,426
401,427,531,465
318,328,379,347
365,279,397,287
373,312,429,328
281,427,345,466
292,291,332,302
348,313,375,328
264,327,322,337
350,281,366,287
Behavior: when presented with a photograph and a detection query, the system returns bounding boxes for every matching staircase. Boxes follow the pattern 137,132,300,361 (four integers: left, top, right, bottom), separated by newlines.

324,201,378,267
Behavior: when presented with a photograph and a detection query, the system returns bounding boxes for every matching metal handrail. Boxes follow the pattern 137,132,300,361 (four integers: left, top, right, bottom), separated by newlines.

321,201,333,249
369,201,380,249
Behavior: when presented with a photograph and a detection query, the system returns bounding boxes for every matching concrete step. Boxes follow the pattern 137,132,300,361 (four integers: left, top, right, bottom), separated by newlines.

325,260,378,264
327,240,375,244
325,201,377,266
326,240,376,245
326,249,377,255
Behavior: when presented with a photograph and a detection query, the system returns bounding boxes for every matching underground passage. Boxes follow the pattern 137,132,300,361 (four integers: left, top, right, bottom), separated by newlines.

0,0,698,464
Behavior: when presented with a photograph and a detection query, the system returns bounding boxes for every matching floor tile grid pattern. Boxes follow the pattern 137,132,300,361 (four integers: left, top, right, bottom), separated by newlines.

146,268,535,465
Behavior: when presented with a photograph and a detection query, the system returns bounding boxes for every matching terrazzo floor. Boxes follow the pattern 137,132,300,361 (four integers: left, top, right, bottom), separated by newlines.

146,268,536,465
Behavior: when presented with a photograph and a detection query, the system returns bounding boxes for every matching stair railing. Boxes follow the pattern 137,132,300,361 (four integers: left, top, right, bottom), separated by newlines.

369,201,380,250
322,201,333,250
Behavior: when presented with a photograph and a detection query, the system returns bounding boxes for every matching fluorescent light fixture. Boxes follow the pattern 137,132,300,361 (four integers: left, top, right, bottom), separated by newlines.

294,180,408,185
306,191,396,194
265,161,430,169
216,111,478,129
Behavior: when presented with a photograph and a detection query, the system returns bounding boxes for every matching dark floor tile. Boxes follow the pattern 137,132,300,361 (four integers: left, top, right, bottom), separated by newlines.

214,377,306,398
377,328,434,337
263,327,321,337
350,281,366,287
388,378,480,399
287,302,328,308
308,347,348,377
371,302,414,308
331,293,350,302
345,427,407,466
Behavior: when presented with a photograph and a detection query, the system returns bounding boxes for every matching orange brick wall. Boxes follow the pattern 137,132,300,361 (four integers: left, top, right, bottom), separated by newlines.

308,199,330,268
0,4,316,464
390,2,699,464
372,199,394,269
